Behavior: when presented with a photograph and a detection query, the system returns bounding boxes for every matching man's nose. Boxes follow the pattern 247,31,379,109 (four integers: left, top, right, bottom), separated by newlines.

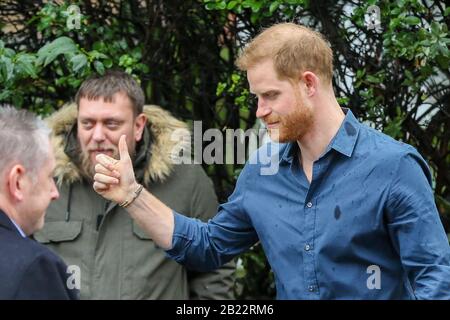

256,99,271,119
51,180,60,201
92,124,106,142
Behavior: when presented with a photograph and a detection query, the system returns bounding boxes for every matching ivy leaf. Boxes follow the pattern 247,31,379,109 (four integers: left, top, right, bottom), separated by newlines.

404,16,420,26
216,82,226,96
103,58,113,68
227,0,238,10
444,7,450,17
204,2,217,10
0,56,14,81
0,89,11,101
15,53,38,78
383,117,403,139
94,60,105,75
250,1,262,12
269,1,280,13
70,53,88,73
217,1,226,10
430,22,441,35
36,36,78,67
366,74,382,84
89,50,108,60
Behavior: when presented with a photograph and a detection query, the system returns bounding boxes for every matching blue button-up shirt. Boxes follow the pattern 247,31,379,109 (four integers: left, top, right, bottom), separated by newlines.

167,109,450,299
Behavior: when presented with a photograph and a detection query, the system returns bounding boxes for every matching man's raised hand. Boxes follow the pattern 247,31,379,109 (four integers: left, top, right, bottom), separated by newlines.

93,135,139,204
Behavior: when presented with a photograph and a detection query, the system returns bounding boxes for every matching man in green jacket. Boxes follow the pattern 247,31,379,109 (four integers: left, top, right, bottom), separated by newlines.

33,70,235,299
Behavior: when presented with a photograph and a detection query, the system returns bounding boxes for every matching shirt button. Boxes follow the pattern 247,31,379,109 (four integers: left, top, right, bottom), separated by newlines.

305,244,312,251
306,202,313,208
308,285,316,292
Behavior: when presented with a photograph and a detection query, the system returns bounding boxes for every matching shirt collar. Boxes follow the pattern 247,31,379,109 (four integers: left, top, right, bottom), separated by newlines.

9,217,27,238
280,142,297,164
280,108,360,164
328,108,360,158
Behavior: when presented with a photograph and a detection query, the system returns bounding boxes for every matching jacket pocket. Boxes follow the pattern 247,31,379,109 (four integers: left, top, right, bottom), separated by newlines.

132,221,152,240
33,221,83,244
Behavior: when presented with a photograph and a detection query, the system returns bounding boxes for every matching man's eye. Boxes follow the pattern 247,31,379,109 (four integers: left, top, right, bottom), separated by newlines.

262,92,277,99
106,122,119,129
81,121,93,129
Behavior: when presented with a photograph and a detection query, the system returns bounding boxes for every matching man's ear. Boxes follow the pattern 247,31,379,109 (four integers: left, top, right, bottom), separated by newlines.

134,113,147,142
300,71,319,97
7,164,27,202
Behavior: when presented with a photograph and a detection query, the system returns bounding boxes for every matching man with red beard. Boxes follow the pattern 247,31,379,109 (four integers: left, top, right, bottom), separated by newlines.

93,24,450,299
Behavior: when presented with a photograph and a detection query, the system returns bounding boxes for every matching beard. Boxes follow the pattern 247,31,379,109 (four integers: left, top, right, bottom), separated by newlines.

265,99,314,143
78,140,137,180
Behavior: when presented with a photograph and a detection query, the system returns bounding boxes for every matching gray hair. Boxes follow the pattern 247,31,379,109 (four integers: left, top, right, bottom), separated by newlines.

0,106,51,181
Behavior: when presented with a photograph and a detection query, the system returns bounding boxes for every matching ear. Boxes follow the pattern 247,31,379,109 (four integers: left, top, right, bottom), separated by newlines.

134,113,147,142
7,164,28,202
300,71,319,97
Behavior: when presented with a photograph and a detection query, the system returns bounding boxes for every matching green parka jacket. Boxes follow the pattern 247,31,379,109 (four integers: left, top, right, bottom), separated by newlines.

33,104,235,299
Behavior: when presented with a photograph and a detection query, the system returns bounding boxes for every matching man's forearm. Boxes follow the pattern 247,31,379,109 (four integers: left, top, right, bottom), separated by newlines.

126,188,174,250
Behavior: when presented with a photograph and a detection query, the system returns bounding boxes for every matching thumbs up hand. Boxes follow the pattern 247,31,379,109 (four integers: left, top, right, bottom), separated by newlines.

93,135,139,204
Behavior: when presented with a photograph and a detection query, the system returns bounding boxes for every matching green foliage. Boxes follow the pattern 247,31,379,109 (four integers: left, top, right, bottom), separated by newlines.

234,246,276,299
0,1,150,114
205,0,308,23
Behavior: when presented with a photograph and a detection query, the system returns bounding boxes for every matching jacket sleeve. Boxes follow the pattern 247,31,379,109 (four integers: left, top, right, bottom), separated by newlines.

186,165,236,300
385,149,450,299
14,251,79,300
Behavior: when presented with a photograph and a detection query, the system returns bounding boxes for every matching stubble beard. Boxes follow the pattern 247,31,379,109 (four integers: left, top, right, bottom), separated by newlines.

267,100,314,143
78,141,137,181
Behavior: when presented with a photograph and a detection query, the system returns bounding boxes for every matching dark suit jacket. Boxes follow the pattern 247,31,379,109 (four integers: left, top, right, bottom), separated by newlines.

0,210,79,299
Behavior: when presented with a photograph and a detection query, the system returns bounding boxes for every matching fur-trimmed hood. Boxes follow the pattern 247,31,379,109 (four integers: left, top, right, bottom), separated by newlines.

48,103,190,186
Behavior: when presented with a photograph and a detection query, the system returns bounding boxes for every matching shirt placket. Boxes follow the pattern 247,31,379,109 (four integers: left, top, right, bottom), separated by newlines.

302,157,331,298
303,193,319,298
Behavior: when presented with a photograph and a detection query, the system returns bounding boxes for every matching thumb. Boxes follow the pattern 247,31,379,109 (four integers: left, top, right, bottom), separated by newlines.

118,135,131,161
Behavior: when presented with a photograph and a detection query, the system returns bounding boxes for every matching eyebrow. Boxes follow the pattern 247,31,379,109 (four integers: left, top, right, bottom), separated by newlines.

104,118,124,123
79,117,124,122
249,89,279,95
